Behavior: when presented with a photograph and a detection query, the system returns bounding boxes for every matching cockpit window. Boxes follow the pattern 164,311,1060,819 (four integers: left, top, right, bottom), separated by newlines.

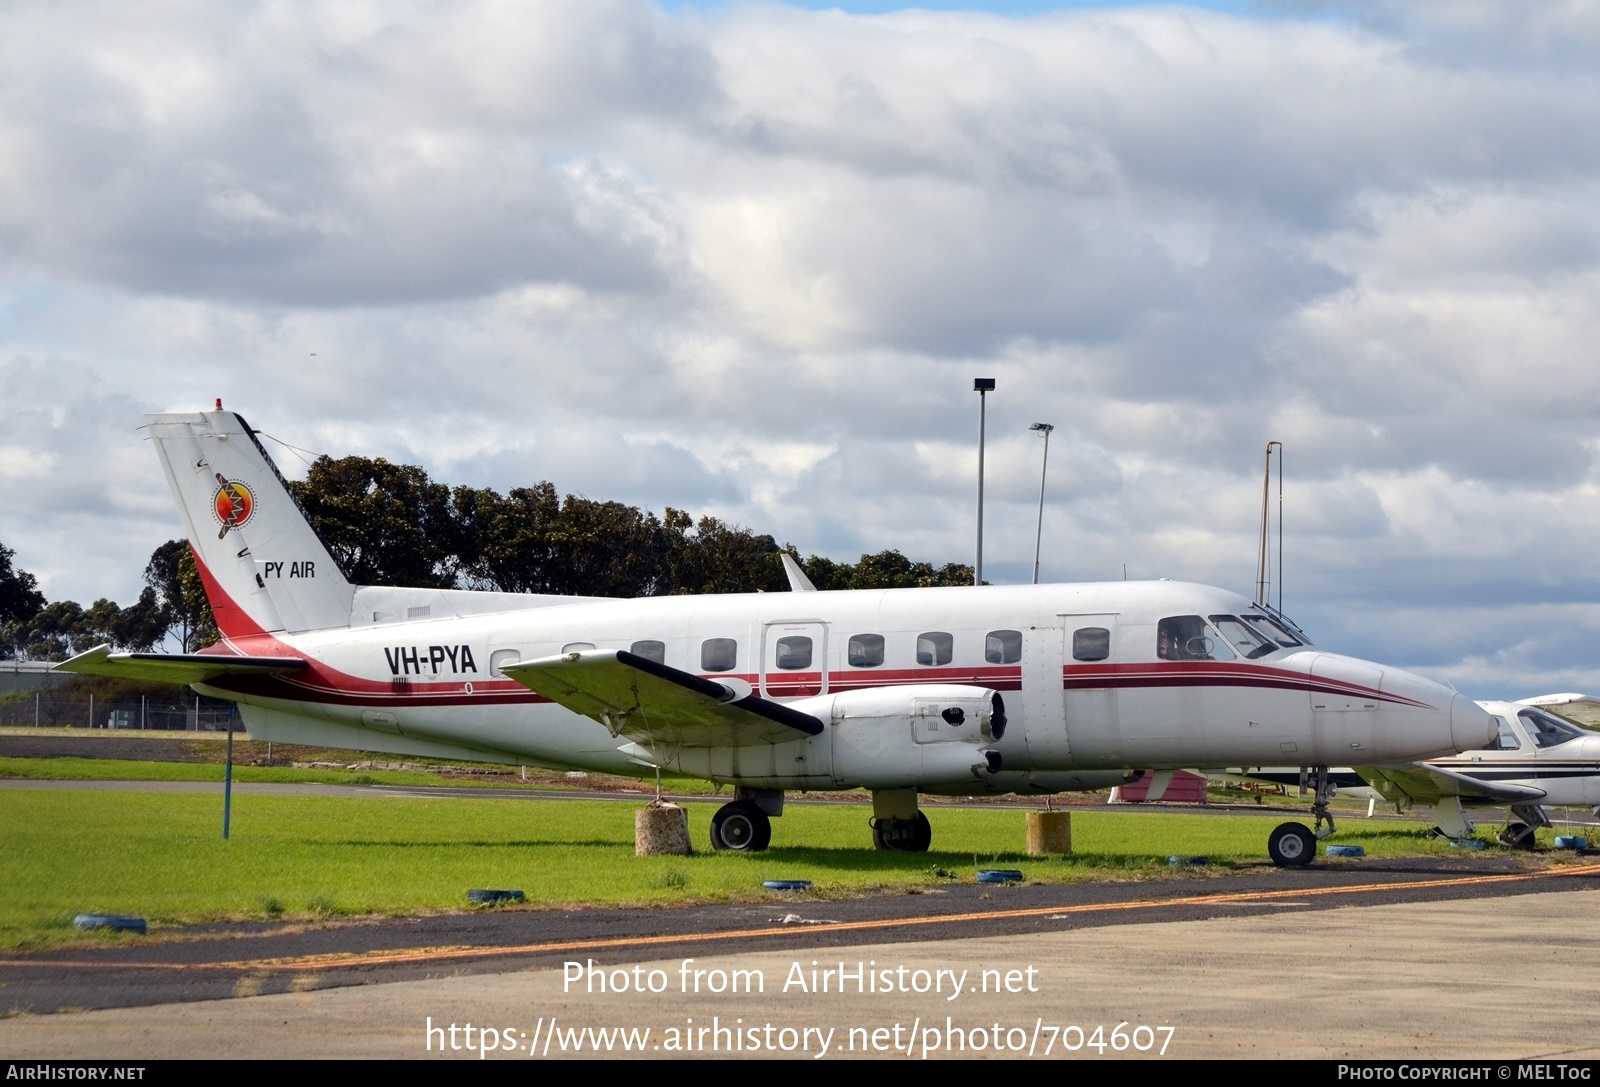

1210,615,1276,660
1478,716,1522,751
1518,708,1582,749
1241,613,1304,649
1157,616,1236,662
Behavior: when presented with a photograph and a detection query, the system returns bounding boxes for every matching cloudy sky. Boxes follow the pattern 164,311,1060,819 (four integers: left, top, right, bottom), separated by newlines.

2,0,1597,698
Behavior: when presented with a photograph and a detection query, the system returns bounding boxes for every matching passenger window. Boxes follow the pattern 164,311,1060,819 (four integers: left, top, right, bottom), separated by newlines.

701,638,738,673
1156,616,1234,662
1073,627,1110,662
562,641,596,653
629,640,666,664
775,636,812,670
489,649,521,677
985,630,1022,665
848,634,885,668
917,632,953,667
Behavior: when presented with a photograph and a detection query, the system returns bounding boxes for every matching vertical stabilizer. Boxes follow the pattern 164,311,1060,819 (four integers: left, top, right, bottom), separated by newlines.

146,408,355,637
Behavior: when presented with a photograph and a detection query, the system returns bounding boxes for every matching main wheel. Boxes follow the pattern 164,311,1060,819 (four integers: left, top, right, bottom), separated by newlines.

1498,821,1536,850
1267,821,1316,867
871,811,932,852
710,801,772,852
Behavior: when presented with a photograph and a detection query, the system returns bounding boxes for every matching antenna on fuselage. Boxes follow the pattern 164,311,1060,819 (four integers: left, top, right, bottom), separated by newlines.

1255,441,1283,610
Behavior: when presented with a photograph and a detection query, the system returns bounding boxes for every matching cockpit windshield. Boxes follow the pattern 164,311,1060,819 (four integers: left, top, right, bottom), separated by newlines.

1240,612,1305,649
1157,616,1236,661
1209,615,1277,660
1518,708,1583,749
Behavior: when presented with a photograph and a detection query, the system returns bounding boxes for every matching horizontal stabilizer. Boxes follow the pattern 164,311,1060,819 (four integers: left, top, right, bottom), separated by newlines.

55,644,308,686
501,649,823,749
1358,762,1548,804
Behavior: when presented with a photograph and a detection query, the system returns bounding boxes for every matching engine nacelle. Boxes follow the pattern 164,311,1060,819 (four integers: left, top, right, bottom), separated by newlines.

626,684,1006,791
793,683,1004,790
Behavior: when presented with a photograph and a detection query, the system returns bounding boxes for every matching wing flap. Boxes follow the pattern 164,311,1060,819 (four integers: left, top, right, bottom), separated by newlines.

501,649,823,748
55,644,308,685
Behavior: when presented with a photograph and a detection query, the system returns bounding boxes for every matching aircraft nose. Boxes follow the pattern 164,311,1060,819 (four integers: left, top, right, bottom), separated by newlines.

1451,693,1496,751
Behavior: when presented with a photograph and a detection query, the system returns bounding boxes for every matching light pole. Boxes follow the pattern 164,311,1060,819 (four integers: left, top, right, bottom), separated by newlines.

973,378,995,586
1030,422,1054,585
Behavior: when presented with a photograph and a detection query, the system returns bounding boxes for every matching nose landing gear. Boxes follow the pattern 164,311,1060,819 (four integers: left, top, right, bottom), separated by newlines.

1268,765,1339,867
1268,822,1316,866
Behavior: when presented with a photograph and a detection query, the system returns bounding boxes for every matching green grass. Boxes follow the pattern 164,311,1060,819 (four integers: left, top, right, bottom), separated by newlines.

0,756,456,787
0,786,1504,951
0,750,716,792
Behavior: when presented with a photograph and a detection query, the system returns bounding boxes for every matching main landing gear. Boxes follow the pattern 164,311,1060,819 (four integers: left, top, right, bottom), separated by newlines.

871,811,932,852
1497,803,1549,850
1267,764,1338,868
710,801,771,851
709,788,782,852
869,788,932,852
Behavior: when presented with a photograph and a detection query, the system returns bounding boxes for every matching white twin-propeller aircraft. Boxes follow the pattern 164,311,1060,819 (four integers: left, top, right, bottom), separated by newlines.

60,406,1497,865
1222,695,1600,846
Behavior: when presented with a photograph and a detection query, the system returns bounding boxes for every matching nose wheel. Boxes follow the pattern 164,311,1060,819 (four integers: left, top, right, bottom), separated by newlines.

1268,822,1316,866
1268,765,1338,867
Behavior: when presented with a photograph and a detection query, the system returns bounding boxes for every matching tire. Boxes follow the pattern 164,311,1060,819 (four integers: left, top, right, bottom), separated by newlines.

1267,822,1316,867
710,801,771,852
871,811,932,852
1498,821,1536,850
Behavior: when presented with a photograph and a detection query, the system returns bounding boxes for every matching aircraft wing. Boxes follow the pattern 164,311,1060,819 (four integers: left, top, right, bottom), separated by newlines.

1519,693,1600,731
55,644,308,685
1356,763,1548,804
500,649,825,748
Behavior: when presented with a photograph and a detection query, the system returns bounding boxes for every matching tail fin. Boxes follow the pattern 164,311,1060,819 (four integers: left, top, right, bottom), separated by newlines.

146,407,354,637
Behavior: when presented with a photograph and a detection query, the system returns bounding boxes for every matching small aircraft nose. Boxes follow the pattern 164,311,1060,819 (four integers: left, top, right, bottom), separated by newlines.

1451,692,1496,752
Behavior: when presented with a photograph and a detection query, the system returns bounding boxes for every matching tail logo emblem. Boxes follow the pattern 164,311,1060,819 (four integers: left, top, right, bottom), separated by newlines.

212,475,255,538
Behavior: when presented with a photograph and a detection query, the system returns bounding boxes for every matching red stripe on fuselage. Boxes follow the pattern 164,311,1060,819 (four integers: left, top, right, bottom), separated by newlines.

185,551,1433,712
1063,662,1431,708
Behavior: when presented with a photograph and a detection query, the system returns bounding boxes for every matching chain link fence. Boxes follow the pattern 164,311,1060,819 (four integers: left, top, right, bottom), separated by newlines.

0,693,238,731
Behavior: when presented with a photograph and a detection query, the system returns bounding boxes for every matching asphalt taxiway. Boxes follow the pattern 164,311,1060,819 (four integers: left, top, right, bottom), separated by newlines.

3,856,1599,1059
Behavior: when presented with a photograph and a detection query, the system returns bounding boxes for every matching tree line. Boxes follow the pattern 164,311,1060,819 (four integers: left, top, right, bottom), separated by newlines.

1,455,973,661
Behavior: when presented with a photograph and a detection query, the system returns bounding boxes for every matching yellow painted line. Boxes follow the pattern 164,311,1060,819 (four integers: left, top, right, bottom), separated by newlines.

5,863,1597,975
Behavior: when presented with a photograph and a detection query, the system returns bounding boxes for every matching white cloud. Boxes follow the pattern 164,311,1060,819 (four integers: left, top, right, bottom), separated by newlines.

1,1,1598,696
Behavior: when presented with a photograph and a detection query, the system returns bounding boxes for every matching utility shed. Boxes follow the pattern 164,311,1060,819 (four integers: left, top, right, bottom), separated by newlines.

1108,770,1209,804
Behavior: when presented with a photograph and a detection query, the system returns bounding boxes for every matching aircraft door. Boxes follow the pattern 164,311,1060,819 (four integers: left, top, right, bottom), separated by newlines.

1021,625,1070,767
1060,614,1120,765
760,621,828,700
